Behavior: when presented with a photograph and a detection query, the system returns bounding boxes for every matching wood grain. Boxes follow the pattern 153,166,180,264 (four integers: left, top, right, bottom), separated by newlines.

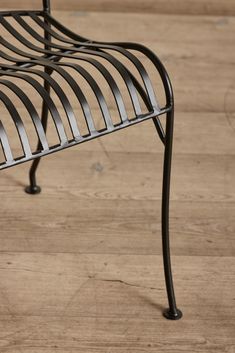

0,255,234,352
1,0,235,16
0,196,234,257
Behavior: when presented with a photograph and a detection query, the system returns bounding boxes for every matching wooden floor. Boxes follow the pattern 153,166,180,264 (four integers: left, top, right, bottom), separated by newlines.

0,10,235,353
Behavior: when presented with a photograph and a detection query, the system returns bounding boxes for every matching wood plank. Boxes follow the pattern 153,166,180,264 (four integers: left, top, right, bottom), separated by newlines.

1,0,235,16
0,150,234,257
0,198,234,257
0,254,234,352
1,151,234,203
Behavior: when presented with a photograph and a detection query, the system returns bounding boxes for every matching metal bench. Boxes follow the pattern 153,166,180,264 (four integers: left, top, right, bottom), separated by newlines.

0,0,182,320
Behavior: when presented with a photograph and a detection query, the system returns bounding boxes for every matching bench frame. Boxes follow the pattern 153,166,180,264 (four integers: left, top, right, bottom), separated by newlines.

0,0,182,320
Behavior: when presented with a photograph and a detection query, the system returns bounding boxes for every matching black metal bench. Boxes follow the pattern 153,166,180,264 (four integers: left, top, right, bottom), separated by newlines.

0,0,182,320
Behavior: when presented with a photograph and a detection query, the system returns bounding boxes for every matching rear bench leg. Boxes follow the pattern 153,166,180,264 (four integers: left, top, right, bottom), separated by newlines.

25,16,52,195
25,79,50,195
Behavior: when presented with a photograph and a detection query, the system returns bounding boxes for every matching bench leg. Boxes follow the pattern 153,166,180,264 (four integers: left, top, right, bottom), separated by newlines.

25,19,52,195
25,79,50,195
161,108,182,320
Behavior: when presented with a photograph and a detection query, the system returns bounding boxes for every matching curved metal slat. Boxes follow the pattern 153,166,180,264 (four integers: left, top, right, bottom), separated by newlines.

110,41,174,107
27,14,163,133
57,62,114,130
0,14,166,141
26,60,112,131
34,16,165,141
0,90,32,158
0,40,128,125
22,61,99,133
29,13,160,112
107,42,175,143
0,107,159,171
0,16,44,52
0,67,68,145
0,51,96,134
0,79,49,151
0,16,142,117
20,12,163,136
94,45,160,109
0,10,170,170
38,13,159,112
34,13,168,112
12,14,129,123
43,12,93,43
29,14,160,126
22,67,81,140
74,57,128,123
30,12,76,43
0,22,80,138
0,44,101,134
0,120,14,163
0,11,43,17
13,14,53,47
94,47,165,143
0,48,114,132
32,14,165,144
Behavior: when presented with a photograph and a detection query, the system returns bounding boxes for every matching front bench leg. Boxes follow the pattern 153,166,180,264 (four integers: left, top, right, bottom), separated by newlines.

161,107,182,320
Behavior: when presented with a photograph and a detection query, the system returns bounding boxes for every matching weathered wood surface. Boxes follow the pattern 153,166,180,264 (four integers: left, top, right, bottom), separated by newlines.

1,200,234,257
0,254,234,352
1,0,235,16
0,9,234,353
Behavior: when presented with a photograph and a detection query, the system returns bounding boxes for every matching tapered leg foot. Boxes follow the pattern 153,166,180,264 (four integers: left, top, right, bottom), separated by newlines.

25,185,41,195
163,308,183,320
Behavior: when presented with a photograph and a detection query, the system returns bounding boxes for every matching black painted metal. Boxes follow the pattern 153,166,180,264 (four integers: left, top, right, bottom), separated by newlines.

43,0,51,13
0,1,182,320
